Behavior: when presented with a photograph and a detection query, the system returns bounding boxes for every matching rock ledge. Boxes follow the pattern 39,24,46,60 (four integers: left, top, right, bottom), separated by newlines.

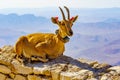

0,45,120,80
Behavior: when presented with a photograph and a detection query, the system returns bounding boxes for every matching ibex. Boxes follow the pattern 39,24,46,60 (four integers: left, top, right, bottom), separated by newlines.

14,6,78,62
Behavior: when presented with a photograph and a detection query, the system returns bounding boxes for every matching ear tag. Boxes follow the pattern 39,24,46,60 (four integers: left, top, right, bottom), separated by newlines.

70,17,74,21
55,17,58,22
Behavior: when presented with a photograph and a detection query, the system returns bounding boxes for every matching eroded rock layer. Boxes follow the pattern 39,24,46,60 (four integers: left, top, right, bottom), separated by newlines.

0,45,120,80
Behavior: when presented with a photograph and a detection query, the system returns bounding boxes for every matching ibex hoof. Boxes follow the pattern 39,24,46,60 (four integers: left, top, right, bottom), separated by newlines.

31,56,49,63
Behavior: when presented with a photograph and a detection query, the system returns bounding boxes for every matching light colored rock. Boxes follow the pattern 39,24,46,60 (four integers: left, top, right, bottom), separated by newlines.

100,73,120,80
27,75,42,80
14,75,27,80
51,64,67,80
51,69,61,80
87,78,98,80
100,75,111,80
108,66,120,74
67,64,81,72
0,65,11,74
60,72,78,80
74,70,94,80
45,78,52,80
0,54,14,70
0,46,16,71
92,63,110,70
60,70,94,80
6,78,13,80
33,66,51,76
1,45,14,53
78,69,90,74
12,60,33,74
13,64,33,74
78,58,98,66
41,77,52,80
9,73,15,79
0,73,6,80
0,45,120,80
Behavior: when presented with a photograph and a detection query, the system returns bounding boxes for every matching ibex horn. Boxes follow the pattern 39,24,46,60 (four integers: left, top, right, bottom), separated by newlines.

64,6,70,20
59,7,66,20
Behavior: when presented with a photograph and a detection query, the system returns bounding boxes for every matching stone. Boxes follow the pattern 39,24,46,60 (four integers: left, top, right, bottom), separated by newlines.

0,54,13,66
1,45,14,53
100,73,120,80
87,78,98,80
108,66,120,74
0,73,7,80
41,77,52,80
0,65,11,74
9,73,15,79
0,45,120,80
60,72,78,80
27,75,42,80
12,60,33,74
33,66,51,76
60,70,94,80
6,78,13,80
13,64,33,74
14,75,27,80
51,64,69,80
78,58,98,66
0,46,16,71
51,69,61,80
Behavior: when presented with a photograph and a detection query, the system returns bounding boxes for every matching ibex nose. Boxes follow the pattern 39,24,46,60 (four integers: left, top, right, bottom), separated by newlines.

69,30,73,36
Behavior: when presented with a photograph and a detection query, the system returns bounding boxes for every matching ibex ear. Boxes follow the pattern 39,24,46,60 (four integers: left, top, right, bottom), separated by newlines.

51,17,59,24
70,15,78,22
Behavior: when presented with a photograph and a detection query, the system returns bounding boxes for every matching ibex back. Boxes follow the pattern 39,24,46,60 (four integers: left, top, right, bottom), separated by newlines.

14,6,78,62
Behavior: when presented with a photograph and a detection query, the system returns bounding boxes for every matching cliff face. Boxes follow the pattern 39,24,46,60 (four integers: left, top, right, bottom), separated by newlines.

0,45,120,80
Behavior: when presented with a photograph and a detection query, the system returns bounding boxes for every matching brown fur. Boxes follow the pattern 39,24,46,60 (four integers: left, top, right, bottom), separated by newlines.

14,6,78,62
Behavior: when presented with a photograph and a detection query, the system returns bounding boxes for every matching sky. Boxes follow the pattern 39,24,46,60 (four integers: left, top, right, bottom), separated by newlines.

0,0,120,9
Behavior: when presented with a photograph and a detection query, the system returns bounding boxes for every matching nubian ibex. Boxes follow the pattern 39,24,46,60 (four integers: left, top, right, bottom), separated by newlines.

14,6,78,62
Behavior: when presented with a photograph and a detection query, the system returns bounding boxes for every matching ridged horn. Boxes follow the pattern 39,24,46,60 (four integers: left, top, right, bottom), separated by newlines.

59,7,66,20
64,6,70,20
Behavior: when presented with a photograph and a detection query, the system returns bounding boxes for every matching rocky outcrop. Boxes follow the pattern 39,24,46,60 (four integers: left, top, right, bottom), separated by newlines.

0,45,120,80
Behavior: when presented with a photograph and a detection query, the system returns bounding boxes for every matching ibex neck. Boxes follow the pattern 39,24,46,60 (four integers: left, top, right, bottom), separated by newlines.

56,30,70,43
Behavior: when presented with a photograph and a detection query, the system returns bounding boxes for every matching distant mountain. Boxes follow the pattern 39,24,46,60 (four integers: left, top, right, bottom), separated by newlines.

74,39,120,65
0,28,26,47
0,8,120,22
0,14,53,33
0,14,55,47
0,13,48,24
104,18,120,23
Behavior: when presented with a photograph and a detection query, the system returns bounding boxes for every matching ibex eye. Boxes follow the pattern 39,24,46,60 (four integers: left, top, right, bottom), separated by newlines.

62,23,65,25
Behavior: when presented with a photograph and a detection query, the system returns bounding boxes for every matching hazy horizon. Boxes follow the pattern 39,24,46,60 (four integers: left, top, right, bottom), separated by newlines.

0,7,120,15
1,8,120,23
